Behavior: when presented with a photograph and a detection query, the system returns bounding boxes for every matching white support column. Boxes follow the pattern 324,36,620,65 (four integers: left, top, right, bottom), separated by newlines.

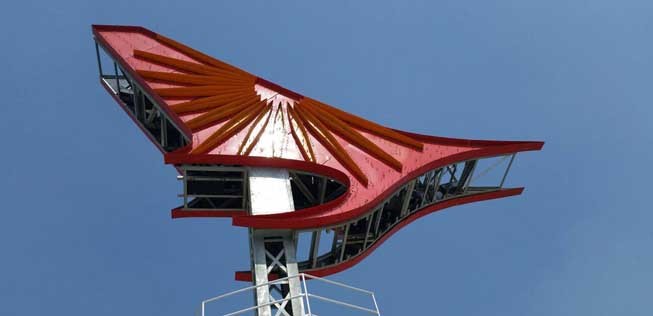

248,168,304,316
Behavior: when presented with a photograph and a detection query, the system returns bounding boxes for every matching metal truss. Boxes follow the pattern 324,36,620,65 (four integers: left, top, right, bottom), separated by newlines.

94,40,189,152
249,231,304,316
178,165,248,211
296,154,518,272
174,166,346,214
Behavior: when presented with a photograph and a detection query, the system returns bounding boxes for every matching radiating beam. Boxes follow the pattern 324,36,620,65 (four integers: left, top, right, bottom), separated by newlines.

191,100,268,154
171,91,257,114
137,70,253,86
287,105,315,163
154,85,253,98
295,104,368,186
307,98,423,151
303,101,403,172
239,108,273,155
155,33,252,77
133,50,224,76
185,95,262,131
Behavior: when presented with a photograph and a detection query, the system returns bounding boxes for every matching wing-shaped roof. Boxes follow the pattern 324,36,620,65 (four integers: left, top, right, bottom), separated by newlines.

93,25,543,229
93,25,544,279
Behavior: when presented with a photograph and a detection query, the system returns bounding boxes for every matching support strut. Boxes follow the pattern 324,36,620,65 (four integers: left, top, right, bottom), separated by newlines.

248,168,304,316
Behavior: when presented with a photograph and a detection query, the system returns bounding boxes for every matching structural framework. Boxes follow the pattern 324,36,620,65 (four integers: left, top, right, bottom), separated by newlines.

93,25,543,316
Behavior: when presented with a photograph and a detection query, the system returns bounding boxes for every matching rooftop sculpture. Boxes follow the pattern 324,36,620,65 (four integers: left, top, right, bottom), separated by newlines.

93,24,543,315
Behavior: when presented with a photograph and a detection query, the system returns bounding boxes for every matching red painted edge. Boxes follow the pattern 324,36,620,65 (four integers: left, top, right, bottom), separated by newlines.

255,77,304,101
234,187,524,282
231,144,541,229
397,129,546,149
91,24,156,37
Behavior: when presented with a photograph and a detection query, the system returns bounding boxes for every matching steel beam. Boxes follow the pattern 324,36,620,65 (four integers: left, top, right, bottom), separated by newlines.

400,181,416,217
500,154,516,188
248,168,304,316
289,172,316,204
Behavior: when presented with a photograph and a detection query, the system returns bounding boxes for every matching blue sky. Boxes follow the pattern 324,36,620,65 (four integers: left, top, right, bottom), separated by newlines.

1,1,651,315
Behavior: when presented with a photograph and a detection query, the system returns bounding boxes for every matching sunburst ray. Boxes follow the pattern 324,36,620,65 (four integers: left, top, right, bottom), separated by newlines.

130,34,424,186
137,70,253,86
186,95,262,131
191,100,269,154
134,50,227,76
295,104,368,186
240,109,273,156
154,33,250,76
170,91,257,114
287,105,315,163
301,101,403,172
307,99,423,151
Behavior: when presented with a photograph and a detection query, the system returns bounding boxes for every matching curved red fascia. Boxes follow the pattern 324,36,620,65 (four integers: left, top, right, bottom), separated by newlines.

234,187,525,282
230,141,542,229
165,141,541,228
397,129,543,148
164,152,352,187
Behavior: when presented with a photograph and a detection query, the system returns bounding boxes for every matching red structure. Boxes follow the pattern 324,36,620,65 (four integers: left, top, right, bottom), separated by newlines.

93,24,542,314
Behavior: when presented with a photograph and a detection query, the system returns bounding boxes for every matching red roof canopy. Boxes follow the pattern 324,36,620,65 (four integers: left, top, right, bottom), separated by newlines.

93,24,544,279
93,24,543,229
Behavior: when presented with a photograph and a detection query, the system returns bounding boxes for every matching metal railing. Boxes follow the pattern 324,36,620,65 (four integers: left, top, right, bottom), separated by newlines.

199,273,380,316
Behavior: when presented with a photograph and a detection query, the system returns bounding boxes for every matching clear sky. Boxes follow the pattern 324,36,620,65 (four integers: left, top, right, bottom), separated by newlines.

1,1,651,315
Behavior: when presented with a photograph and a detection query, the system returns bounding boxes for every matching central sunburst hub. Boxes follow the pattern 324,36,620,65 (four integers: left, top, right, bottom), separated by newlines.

132,36,424,186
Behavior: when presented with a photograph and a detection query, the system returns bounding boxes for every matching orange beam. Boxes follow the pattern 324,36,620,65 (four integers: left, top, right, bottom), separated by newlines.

137,70,254,86
295,105,368,186
135,45,251,82
134,51,251,83
191,100,268,154
134,50,224,76
155,33,252,77
242,109,273,156
308,98,423,151
154,85,253,98
288,117,311,162
286,106,314,163
171,91,258,114
303,102,403,172
186,95,262,131
287,105,316,162
238,106,271,155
